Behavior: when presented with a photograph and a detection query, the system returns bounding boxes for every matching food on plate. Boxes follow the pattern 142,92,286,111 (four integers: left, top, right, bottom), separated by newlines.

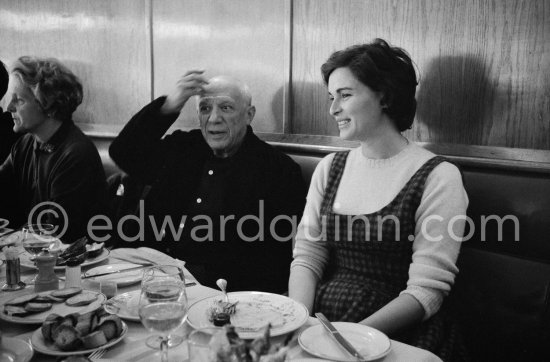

42,313,63,340
5,293,38,305
95,315,123,340
56,237,88,266
51,287,82,299
207,299,239,324
41,307,123,351
55,324,82,351
86,242,104,258
35,294,64,303
207,324,292,362
4,305,28,317
81,330,107,349
66,292,98,306
213,312,231,327
24,302,52,312
2,289,99,318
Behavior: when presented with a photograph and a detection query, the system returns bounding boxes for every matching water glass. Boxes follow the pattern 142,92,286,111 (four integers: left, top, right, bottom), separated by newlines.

139,265,188,362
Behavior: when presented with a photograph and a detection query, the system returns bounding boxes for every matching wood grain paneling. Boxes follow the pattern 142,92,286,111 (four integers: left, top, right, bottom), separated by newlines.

0,0,151,135
152,0,288,133
292,0,550,150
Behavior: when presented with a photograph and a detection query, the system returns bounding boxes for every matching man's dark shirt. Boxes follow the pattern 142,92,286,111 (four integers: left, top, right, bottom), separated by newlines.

109,97,307,293
0,108,20,162
0,120,106,242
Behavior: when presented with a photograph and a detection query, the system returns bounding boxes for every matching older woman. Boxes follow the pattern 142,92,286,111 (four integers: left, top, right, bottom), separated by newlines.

289,39,468,361
0,56,105,243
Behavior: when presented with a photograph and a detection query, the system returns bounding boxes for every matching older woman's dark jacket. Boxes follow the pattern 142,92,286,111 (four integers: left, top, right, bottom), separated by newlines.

109,97,306,293
0,120,106,242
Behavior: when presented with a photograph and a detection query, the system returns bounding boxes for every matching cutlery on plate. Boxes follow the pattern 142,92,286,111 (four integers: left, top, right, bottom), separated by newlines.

82,264,153,279
315,312,366,362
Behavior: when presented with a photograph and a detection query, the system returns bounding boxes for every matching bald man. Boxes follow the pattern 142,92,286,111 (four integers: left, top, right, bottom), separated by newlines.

109,70,306,293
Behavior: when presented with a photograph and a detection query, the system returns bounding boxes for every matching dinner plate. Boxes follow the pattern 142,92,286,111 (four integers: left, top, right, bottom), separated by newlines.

0,336,33,362
84,263,144,287
186,291,309,339
104,289,141,322
298,322,391,362
0,232,20,247
30,320,128,356
19,247,110,270
0,290,107,324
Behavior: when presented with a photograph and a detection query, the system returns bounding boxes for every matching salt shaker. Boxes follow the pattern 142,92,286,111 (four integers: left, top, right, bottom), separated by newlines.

34,248,59,292
1,247,25,291
65,258,82,289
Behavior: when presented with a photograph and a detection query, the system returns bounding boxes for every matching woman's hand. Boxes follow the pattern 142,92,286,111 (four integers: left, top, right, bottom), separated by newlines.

360,293,424,336
161,70,209,115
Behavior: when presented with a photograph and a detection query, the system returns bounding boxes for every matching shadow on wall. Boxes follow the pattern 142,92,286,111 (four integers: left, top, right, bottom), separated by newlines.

271,81,333,135
415,55,505,146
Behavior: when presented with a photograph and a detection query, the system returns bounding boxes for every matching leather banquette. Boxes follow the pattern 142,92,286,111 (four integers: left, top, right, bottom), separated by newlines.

92,136,550,361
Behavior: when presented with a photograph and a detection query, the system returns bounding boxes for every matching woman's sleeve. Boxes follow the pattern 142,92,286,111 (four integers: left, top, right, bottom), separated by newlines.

290,154,335,280
400,161,469,319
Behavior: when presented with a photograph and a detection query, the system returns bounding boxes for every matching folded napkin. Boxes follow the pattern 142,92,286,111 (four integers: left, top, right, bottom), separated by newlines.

109,247,186,270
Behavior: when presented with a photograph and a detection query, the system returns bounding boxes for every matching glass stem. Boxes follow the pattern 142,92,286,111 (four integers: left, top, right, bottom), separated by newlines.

160,337,169,362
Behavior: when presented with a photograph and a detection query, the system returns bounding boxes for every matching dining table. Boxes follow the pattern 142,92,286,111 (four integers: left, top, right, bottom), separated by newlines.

0,234,442,362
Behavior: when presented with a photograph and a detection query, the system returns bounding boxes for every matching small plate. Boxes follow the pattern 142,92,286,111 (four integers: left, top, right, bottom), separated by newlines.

187,291,309,339
30,320,128,356
20,248,110,270
299,322,391,362
105,289,141,321
0,218,9,229
0,290,106,325
0,337,33,362
84,263,144,287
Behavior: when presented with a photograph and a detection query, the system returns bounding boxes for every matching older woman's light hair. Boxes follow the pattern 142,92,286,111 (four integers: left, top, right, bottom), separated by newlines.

11,56,83,121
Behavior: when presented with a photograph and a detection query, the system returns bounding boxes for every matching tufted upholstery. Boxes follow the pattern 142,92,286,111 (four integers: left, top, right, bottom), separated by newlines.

93,137,550,361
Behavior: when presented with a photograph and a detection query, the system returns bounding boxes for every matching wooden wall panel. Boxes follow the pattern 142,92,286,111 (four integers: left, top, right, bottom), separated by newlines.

0,0,151,135
152,0,288,133
291,0,550,150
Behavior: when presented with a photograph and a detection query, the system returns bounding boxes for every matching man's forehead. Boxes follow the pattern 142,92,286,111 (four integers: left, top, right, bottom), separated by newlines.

198,95,236,104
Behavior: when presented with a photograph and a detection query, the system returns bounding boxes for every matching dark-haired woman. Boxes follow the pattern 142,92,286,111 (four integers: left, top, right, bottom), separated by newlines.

289,39,468,361
0,56,105,242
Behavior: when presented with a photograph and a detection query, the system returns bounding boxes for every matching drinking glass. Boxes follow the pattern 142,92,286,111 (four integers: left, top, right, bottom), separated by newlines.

139,265,188,362
21,223,56,284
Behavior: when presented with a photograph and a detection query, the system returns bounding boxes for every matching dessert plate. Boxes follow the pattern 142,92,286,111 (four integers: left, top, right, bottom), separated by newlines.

298,322,391,361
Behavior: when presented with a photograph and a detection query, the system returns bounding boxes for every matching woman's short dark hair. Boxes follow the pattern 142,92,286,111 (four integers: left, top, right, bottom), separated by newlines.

321,38,418,131
0,61,8,100
11,56,83,121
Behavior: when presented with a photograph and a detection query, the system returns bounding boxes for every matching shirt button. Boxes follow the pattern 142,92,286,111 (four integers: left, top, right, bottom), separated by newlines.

196,198,202,203
208,170,214,175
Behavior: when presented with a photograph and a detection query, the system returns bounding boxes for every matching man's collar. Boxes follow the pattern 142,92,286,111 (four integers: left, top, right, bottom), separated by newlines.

33,120,73,153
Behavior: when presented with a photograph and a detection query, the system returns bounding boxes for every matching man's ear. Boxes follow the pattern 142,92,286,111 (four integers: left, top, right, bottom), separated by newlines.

246,105,256,125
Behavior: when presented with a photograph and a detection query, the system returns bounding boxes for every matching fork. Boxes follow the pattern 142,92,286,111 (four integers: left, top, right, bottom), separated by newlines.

88,348,106,360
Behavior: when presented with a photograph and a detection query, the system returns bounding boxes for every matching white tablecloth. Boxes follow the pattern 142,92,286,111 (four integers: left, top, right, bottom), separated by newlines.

0,250,442,362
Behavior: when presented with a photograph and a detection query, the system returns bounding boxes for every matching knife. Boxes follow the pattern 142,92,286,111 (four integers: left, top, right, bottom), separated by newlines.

315,312,366,361
82,264,153,279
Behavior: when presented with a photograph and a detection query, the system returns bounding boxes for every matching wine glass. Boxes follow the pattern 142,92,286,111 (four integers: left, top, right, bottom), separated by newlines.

139,265,188,362
21,223,56,284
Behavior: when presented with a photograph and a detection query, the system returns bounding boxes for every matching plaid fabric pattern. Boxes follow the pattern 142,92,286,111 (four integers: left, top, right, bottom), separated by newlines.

315,151,469,362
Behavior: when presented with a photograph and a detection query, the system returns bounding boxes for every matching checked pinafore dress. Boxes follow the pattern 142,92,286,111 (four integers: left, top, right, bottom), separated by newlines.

314,151,468,362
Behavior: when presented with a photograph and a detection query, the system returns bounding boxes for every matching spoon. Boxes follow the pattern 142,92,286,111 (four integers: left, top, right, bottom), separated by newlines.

216,278,229,302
